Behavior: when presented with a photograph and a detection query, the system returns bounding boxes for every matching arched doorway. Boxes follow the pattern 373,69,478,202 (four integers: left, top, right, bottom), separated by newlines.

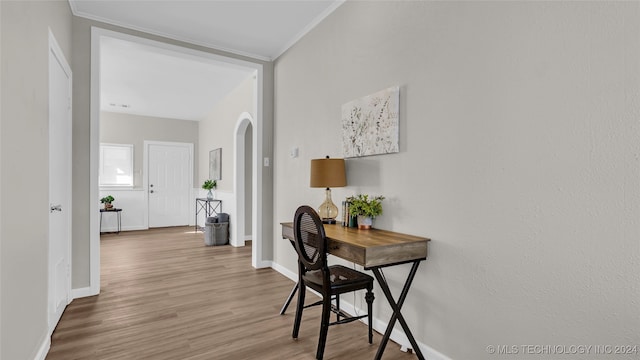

233,112,260,267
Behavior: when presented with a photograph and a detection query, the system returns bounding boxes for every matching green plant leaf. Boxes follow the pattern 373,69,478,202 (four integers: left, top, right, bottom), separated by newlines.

202,179,217,190
346,194,385,217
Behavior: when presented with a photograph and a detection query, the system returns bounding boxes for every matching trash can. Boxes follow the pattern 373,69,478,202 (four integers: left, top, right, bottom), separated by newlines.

217,213,230,223
204,215,229,246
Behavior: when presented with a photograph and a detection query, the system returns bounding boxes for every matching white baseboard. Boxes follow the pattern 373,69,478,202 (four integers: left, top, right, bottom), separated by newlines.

71,286,98,299
100,225,147,233
270,263,451,360
254,260,273,269
33,335,50,360
272,262,297,282
122,225,147,231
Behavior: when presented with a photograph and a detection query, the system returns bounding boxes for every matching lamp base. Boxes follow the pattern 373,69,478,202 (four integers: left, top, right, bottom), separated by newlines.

318,188,339,224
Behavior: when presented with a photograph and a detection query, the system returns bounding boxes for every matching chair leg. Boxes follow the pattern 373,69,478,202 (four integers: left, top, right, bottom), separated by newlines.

335,294,340,322
280,282,298,315
316,295,332,360
292,282,306,339
365,287,375,344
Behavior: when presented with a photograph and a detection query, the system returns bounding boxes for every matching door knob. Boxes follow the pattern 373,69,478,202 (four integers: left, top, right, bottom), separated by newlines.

50,204,62,212
150,190,154,193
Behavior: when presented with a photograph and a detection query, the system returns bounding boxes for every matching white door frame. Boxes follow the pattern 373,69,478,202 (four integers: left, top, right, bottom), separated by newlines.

48,29,72,333
143,140,194,228
233,112,263,267
232,113,252,248
89,28,266,294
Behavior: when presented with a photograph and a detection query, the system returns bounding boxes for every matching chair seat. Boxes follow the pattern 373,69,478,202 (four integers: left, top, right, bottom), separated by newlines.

303,265,373,294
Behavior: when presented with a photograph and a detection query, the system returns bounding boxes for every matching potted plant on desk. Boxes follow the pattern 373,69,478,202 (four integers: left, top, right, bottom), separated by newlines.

100,195,115,210
202,179,217,200
347,194,385,229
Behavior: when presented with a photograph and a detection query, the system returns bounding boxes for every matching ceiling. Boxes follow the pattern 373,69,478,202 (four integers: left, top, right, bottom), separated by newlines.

100,36,256,121
71,0,343,121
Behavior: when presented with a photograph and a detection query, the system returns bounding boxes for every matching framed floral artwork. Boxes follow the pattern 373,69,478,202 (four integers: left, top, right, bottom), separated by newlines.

342,86,399,158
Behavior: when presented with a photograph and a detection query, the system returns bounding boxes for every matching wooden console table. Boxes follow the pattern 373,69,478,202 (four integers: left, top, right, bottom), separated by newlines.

280,222,430,360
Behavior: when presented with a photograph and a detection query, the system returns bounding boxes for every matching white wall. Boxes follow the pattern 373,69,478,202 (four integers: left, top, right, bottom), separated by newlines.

98,189,146,232
273,2,640,359
198,74,255,243
244,124,253,237
198,74,255,191
97,187,221,232
0,1,73,358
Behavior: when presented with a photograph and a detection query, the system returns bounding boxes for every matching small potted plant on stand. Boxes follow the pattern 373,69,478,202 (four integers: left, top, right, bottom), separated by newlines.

347,194,385,229
202,179,217,200
100,195,115,210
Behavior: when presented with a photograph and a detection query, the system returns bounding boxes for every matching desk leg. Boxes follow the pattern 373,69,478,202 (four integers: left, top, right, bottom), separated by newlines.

117,211,121,234
279,282,298,315
371,261,424,360
280,238,299,315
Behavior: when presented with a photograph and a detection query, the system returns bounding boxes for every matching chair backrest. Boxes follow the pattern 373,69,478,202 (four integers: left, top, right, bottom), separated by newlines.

293,205,327,272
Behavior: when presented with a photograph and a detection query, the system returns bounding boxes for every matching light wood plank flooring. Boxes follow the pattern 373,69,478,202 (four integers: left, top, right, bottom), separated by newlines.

47,227,414,360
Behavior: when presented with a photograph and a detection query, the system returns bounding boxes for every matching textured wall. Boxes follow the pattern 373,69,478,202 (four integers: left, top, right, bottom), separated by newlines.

1,1,72,358
273,1,640,358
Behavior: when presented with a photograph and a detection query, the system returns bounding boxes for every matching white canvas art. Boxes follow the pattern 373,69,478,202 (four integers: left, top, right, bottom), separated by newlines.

342,86,399,158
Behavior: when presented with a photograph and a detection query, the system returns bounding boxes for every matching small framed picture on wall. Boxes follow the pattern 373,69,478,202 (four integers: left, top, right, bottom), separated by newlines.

209,148,221,180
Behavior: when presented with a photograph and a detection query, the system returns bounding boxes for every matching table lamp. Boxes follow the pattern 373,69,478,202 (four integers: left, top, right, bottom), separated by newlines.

310,156,346,224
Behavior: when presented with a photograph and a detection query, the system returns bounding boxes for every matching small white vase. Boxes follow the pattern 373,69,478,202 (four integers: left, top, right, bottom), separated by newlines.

207,189,214,200
357,215,373,229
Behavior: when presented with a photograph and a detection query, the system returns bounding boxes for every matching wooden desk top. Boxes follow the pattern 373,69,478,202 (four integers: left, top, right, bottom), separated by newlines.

281,222,430,269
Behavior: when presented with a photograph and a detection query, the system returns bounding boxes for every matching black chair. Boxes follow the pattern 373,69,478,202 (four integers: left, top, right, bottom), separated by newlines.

291,205,374,360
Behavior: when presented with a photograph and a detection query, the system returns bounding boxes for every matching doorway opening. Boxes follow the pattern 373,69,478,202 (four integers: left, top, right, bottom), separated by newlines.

89,28,266,296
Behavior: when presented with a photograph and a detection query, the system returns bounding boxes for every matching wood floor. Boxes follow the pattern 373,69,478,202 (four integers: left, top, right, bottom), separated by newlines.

47,227,414,360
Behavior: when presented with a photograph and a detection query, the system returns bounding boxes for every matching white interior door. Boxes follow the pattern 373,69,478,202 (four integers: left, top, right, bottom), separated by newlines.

147,142,192,228
48,31,72,333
